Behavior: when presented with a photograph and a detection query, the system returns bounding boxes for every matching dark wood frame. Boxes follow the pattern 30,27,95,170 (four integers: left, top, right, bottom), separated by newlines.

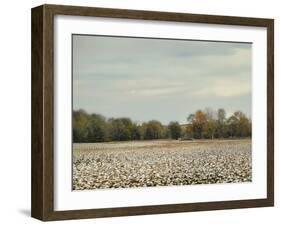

31,4,274,221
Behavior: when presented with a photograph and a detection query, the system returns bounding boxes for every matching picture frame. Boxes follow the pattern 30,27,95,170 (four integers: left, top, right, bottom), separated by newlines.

31,4,274,221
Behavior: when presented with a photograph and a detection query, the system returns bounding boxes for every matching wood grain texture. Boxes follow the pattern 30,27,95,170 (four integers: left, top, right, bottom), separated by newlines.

31,4,274,221
45,4,272,26
267,19,274,206
31,5,55,220
31,5,44,220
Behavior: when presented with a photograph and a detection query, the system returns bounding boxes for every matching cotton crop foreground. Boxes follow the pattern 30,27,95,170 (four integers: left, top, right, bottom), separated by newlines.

73,139,252,190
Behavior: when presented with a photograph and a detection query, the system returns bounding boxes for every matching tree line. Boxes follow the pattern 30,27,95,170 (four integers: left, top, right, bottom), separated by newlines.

73,108,251,143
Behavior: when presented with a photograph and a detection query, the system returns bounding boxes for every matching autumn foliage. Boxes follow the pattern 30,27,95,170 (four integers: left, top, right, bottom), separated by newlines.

73,108,251,143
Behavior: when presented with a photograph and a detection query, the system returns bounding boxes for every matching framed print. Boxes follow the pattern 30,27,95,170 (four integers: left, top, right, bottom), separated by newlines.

31,4,274,221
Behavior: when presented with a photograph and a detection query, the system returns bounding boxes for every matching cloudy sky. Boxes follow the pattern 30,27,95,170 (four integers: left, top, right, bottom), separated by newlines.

73,35,251,125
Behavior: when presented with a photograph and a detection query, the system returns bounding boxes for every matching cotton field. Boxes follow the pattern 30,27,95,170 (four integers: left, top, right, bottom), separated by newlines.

73,139,252,190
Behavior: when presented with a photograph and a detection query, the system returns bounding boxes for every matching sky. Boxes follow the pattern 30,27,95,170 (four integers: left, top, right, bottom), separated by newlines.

73,35,251,125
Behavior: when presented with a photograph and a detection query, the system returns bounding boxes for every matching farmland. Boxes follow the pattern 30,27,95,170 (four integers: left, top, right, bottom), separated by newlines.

73,139,251,190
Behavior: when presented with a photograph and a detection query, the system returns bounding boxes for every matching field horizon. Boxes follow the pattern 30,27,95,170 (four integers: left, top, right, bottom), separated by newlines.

73,137,251,144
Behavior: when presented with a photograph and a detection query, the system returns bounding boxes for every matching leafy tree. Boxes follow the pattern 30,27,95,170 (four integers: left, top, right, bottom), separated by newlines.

87,113,108,142
228,111,251,137
108,118,132,141
73,109,90,142
203,108,217,139
227,114,239,137
187,114,195,123
184,124,194,139
190,110,207,139
131,123,142,140
203,121,216,139
186,108,251,139
217,108,226,124
216,108,227,138
72,108,252,143
168,121,182,139
162,126,170,139
143,120,163,140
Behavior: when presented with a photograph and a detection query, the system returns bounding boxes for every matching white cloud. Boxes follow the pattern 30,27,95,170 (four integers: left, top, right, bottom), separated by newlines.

129,87,185,97
193,79,251,98
73,35,252,123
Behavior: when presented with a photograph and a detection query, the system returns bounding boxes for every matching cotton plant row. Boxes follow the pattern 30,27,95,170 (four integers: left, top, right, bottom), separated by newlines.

73,140,252,190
